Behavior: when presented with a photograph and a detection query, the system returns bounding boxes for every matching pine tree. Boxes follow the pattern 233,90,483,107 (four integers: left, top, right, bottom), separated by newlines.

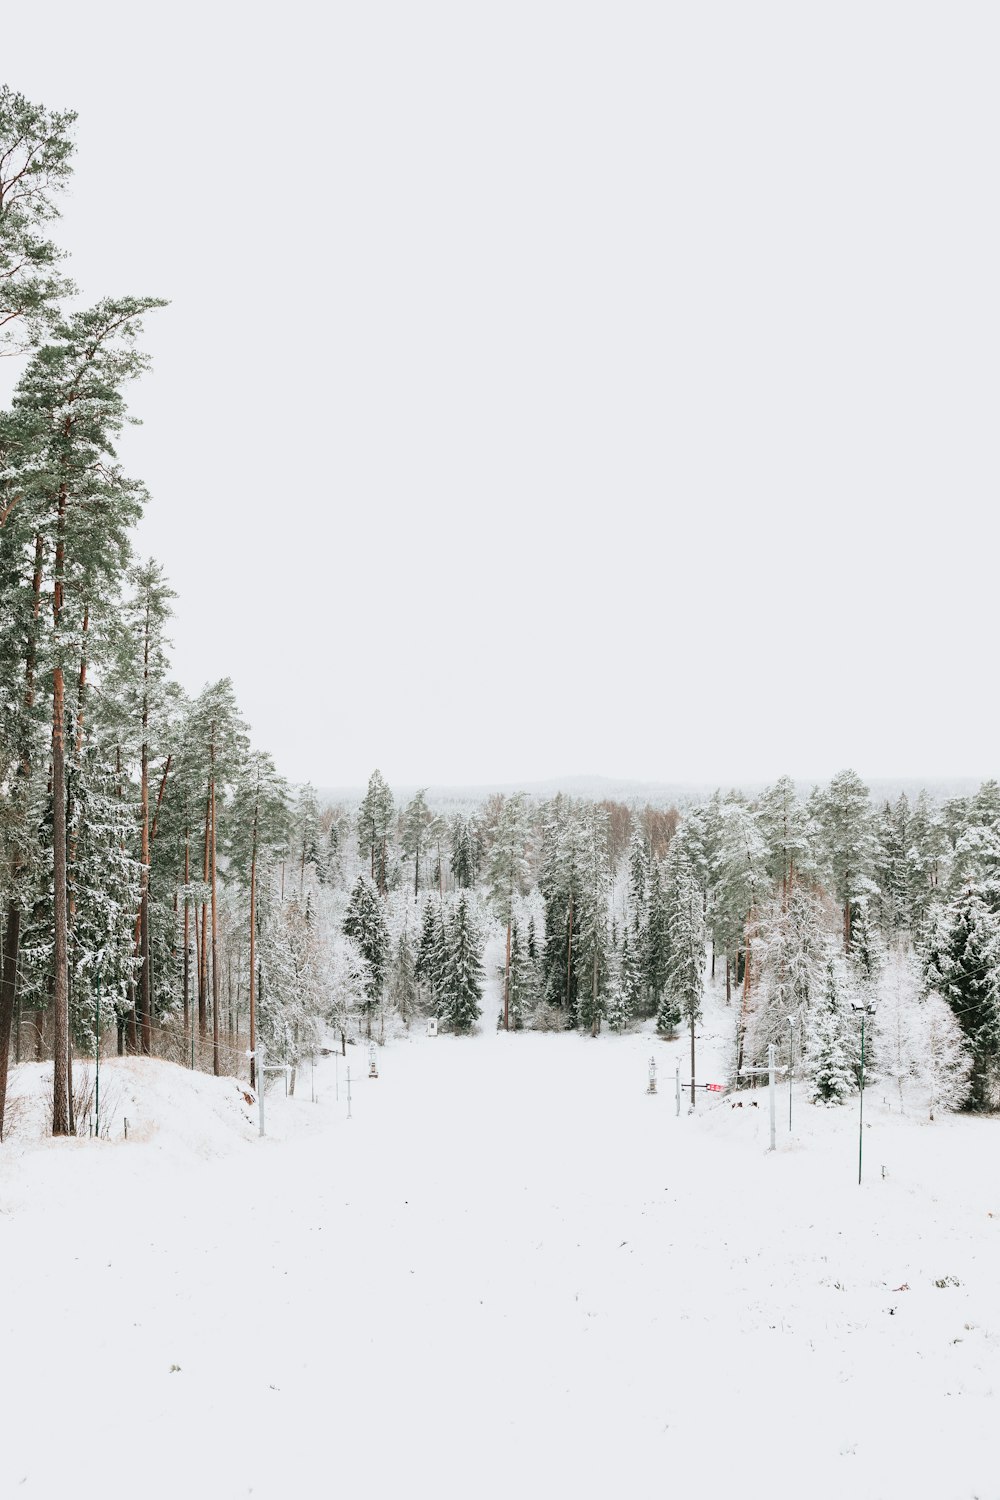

0,86,76,356
501,916,537,1030
230,750,289,1085
343,875,389,1037
400,789,433,898
357,769,394,894
442,894,482,1032
8,296,165,1128
905,791,946,931
923,886,1000,1111
293,783,325,893
812,769,878,953
537,797,583,1018
416,899,445,1009
575,806,611,1036
919,993,972,1119
642,859,671,1019
747,885,826,1069
661,848,705,1058
757,775,815,898
487,793,531,1030
872,794,910,936
804,951,855,1104
389,919,419,1024
450,815,475,889
606,922,641,1032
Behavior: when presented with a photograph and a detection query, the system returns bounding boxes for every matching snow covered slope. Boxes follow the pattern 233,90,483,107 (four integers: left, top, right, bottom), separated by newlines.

0,1016,996,1500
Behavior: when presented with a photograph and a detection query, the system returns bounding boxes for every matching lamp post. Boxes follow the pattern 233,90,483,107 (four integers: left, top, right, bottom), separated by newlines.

851,999,876,1184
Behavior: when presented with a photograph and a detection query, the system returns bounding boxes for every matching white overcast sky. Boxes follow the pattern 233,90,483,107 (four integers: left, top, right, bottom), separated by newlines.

4,3,998,791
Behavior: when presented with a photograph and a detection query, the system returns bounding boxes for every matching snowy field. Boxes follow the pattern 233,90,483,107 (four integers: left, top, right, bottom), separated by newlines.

1,994,998,1500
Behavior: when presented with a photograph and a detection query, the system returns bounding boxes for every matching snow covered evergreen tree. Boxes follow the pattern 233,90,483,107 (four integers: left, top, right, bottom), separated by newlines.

356,769,394,894
400,789,433,898
747,885,826,1069
919,993,972,1119
343,875,389,1036
575,806,611,1036
661,849,704,1039
442,894,483,1032
804,950,856,1104
923,886,1000,1111
812,770,877,953
487,793,532,1030
606,922,641,1032
642,858,671,1020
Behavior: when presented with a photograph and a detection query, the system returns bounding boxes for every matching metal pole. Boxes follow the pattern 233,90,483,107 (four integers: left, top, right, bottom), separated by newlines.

311,1055,315,1104
675,1061,681,1118
335,1050,339,1102
768,1042,776,1152
787,1017,794,1132
257,1046,266,1138
347,1065,352,1120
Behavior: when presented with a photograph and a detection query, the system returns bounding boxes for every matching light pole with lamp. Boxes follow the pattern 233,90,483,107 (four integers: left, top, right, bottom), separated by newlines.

851,998,876,1184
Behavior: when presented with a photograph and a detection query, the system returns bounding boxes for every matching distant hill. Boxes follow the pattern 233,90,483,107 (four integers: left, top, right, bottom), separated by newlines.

315,772,990,811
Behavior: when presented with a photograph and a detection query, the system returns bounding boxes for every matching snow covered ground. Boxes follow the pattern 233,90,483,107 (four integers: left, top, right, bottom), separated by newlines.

1,991,997,1500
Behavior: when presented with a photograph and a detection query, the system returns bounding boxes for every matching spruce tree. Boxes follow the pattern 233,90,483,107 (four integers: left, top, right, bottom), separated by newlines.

343,875,389,1036
812,769,877,953
642,859,671,1019
443,893,482,1032
661,850,704,1047
401,789,433,898
357,769,394,894
575,806,611,1036
804,952,855,1104
487,793,531,1030
923,886,1000,1111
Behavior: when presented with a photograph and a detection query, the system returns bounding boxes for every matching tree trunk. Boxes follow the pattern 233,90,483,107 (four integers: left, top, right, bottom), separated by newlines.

566,892,574,1010
199,789,210,1036
0,909,21,1140
182,833,190,1036
503,913,511,1031
52,660,70,1135
591,946,599,1038
249,791,258,1089
140,885,151,1055
210,745,220,1077
0,534,43,1138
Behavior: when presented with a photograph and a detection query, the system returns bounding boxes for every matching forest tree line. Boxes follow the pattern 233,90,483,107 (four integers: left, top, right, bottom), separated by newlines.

1,86,996,1139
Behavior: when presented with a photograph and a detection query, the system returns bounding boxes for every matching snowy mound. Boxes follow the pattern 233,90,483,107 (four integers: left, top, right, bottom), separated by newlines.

2,1056,258,1160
